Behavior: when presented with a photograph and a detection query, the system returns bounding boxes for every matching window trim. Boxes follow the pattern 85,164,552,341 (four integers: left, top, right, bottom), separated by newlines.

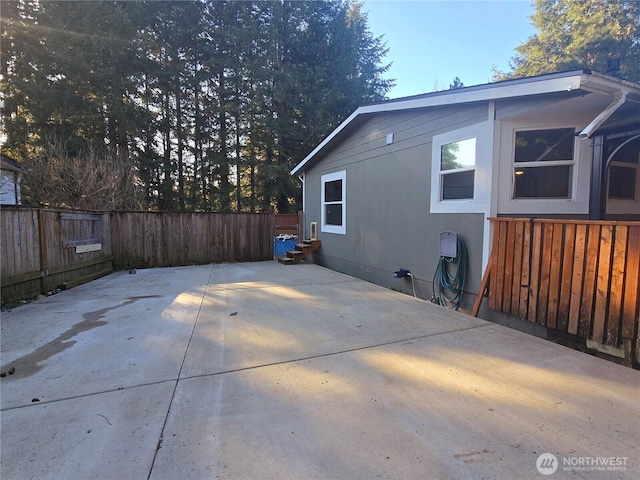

430,121,492,214
497,120,591,216
321,170,346,235
511,127,576,200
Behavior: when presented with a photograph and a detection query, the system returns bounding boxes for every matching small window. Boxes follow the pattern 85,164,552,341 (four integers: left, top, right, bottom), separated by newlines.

321,171,346,234
607,135,639,202
513,128,575,199
608,166,636,199
439,137,475,200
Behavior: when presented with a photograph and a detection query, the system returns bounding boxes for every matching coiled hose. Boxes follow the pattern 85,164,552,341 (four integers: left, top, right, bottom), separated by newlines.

432,237,467,310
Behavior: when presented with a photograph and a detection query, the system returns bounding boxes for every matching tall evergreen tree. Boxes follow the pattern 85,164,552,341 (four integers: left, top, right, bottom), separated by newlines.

495,0,640,83
1,0,394,212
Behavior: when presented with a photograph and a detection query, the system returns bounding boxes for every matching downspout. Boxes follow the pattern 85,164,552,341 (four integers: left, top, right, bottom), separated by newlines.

298,173,305,212
298,173,305,238
579,91,627,139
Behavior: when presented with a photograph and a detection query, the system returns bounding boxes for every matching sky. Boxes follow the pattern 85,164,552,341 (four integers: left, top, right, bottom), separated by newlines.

364,0,537,99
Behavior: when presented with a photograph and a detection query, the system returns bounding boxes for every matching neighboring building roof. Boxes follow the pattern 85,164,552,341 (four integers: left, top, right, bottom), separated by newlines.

291,70,640,175
0,154,27,174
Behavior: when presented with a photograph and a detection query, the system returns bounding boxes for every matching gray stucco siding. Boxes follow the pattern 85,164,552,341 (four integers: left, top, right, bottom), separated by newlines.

302,103,490,304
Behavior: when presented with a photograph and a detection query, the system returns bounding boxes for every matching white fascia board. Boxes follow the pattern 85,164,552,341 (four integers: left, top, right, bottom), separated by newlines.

291,109,361,176
291,72,590,176
580,72,640,99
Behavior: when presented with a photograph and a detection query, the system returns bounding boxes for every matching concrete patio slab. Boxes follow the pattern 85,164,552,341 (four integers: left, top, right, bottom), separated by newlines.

1,261,638,480
1,292,197,410
154,325,639,480
1,382,173,480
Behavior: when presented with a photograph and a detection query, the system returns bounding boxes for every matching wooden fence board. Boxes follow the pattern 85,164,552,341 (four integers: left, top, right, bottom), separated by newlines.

536,223,554,325
503,221,516,314
518,220,531,319
580,225,600,339
547,223,564,330
510,220,524,316
593,225,613,344
488,220,501,311
528,222,543,323
558,223,576,332
489,222,506,310
607,226,627,346
624,227,640,360
568,224,587,335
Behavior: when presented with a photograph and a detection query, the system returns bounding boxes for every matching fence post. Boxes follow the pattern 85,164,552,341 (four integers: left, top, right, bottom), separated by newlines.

37,208,48,293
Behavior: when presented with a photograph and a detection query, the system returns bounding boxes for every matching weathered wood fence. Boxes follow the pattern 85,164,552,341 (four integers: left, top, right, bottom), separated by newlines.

1,208,274,304
487,217,640,362
111,211,274,269
1,207,113,304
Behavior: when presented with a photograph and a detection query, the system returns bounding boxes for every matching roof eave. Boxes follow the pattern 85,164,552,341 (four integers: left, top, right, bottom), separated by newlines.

291,70,640,176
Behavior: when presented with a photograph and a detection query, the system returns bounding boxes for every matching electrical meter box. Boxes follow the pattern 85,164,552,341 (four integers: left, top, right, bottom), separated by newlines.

439,231,458,258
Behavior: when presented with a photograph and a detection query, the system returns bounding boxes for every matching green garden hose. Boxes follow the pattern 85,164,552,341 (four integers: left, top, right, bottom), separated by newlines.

432,237,467,310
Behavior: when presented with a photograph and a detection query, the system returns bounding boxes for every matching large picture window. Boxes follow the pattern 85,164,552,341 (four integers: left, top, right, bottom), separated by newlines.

321,170,346,234
513,128,575,199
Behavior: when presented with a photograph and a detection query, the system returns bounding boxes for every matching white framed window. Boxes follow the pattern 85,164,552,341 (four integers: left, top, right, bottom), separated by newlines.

431,121,492,214
498,119,590,216
321,170,346,234
440,137,476,200
512,127,575,199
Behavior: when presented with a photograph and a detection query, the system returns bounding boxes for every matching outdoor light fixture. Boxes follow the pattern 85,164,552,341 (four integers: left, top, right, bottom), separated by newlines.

515,169,524,176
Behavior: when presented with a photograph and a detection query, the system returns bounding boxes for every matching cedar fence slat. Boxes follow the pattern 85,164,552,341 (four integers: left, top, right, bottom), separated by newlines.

494,220,508,312
518,220,531,319
593,225,613,344
536,223,554,325
607,226,627,346
547,223,564,330
557,223,576,332
488,220,501,311
510,220,524,316
580,225,601,338
568,224,587,335
503,221,516,314
528,222,542,323
625,227,640,361
487,218,640,365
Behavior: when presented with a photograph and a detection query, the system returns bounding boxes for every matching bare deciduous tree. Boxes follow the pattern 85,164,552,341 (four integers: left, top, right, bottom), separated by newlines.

21,139,143,211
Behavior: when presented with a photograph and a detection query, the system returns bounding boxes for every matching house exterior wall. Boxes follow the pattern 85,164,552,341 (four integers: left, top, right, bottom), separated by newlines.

303,104,489,305
299,89,638,309
0,170,21,205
